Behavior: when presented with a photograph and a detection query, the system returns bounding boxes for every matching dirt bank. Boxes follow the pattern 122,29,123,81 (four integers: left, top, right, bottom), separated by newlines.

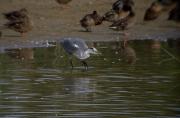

0,0,180,43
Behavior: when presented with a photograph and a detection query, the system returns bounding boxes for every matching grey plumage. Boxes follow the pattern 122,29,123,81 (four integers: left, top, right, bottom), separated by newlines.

60,38,99,70
61,38,89,59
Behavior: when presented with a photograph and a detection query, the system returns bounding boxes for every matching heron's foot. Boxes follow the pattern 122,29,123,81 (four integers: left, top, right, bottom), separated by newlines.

81,61,88,71
69,59,74,69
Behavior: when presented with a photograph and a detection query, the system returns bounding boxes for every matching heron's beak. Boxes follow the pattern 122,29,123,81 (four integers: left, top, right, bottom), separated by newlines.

96,51,102,55
94,50,102,55
89,47,102,55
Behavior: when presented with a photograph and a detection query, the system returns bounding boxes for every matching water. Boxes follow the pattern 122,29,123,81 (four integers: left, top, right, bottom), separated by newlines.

0,39,180,118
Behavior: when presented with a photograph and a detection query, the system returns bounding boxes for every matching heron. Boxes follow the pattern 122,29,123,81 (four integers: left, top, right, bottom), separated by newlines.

60,38,99,70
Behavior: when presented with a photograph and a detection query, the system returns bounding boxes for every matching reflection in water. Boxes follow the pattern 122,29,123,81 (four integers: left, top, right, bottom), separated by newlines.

5,48,34,60
150,40,161,52
150,40,161,50
111,40,137,64
120,41,137,64
64,77,97,100
167,38,180,50
72,78,96,96
0,39,180,118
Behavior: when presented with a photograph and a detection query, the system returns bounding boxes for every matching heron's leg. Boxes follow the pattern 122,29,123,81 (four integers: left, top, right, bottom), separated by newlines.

69,57,74,69
81,61,88,70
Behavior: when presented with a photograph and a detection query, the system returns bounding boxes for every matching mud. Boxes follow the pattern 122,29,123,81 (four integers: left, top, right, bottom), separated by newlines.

0,0,180,43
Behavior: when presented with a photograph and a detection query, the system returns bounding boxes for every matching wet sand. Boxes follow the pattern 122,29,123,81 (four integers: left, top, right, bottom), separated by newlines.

0,0,180,43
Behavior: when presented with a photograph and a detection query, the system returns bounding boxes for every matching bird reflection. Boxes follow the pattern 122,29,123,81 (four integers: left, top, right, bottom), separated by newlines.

150,40,161,54
119,41,137,64
73,78,96,96
167,38,180,50
64,77,96,99
5,48,34,60
114,35,137,64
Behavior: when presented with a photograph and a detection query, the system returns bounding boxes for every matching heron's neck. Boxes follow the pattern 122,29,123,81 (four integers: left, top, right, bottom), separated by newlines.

86,48,94,54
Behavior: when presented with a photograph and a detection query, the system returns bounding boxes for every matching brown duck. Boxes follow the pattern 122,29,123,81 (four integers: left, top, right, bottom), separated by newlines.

80,11,104,32
112,0,135,14
103,10,122,22
168,1,180,22
104,1,135,23
109,7,135,31
3,8,28,21
4,16,33,36
144,0,177,21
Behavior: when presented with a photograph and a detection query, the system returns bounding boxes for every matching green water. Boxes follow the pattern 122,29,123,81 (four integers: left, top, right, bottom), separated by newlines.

0,39,180,118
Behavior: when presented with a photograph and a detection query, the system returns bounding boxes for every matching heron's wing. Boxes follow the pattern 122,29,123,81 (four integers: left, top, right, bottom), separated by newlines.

60,39,78,54
72,38,88,50
72,38,90,59
60,38,88,55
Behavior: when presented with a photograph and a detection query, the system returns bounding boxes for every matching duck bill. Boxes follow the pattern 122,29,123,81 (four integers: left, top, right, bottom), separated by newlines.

93,50,101,55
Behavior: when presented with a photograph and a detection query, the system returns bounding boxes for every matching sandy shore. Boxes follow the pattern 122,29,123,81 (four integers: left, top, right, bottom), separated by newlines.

0,0,180,43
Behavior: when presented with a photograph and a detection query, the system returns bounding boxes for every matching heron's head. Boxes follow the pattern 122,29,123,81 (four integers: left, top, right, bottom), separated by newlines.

88,47,100,55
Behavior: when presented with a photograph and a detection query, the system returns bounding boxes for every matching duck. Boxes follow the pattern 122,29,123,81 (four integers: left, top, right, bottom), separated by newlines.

56,0,72,5
104,5,132,22
109,6,135,31
103,10,120,22
168,1,180,22
144,0,178,21
80,11,104,32
3,8,28,21
112,0,134,14
103,0,134,23
4,16,33,36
